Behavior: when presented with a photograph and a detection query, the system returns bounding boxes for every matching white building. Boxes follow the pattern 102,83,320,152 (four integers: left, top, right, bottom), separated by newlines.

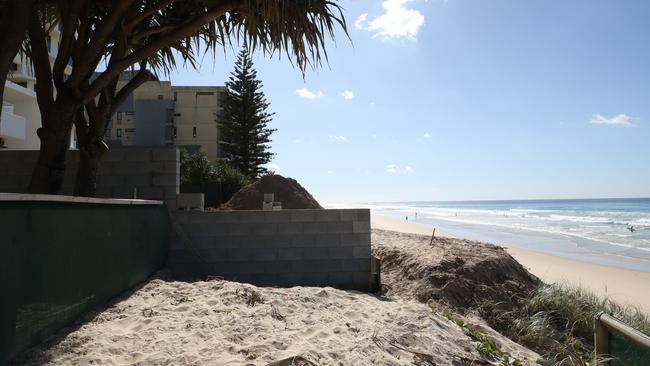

1,25,72,149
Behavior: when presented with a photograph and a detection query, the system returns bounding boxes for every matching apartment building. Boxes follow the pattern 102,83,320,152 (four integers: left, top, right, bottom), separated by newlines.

105,73,225,163
1,25,72,150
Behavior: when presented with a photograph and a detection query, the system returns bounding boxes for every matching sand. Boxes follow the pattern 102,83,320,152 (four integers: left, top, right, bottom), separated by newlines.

372,213,650,314
14,277,539,365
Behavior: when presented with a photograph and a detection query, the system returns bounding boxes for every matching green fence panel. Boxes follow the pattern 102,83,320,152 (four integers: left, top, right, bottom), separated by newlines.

0,199,170,365
608,329,650,366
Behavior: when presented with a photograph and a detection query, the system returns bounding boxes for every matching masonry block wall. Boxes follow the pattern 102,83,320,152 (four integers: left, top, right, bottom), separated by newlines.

0,147,179,208
170,209,373,290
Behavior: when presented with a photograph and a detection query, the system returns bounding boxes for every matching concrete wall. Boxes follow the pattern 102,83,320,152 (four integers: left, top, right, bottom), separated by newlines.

170,209,374,290
0,147,179,209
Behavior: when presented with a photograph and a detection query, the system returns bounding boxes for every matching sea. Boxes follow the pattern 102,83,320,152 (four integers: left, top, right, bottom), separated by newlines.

331,198,650,272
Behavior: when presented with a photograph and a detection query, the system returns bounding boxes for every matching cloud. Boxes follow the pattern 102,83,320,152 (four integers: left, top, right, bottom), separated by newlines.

296,87,324,99
386,164,413,174
355,0,425,41
386,164,400,174
341,90,355,100
590,114,634,127
423,132,430,138
329,135,346,142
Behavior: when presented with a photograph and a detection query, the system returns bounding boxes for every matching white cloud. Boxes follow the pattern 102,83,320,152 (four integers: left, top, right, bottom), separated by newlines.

329,135,347,142
386,164,413,174
386,164,400,174
423,132,430,138
590,114,634,127
355,0,425,41
296,87,324,99
341,90,355,100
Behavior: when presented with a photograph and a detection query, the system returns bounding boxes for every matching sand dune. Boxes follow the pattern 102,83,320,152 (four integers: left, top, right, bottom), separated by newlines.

14,277,538,365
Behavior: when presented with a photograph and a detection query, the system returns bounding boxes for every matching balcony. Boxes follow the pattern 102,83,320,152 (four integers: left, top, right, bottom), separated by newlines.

0,102,27,140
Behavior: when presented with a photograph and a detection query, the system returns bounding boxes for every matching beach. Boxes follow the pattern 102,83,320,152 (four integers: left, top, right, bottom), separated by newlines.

372,213,650,314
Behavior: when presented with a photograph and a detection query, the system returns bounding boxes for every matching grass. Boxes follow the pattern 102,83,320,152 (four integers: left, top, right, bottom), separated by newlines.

497,283,650,366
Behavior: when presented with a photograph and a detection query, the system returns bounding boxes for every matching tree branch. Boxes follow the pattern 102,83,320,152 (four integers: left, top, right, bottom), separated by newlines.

53,0,84,89
84,1,238,104
125,0,181,31
111,67,154,115
27,6,54,121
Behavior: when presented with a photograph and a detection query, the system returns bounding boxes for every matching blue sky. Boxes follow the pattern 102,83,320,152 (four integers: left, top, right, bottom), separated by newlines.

169,0,650,203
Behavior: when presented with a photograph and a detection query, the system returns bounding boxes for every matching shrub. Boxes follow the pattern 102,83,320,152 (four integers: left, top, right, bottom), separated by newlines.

180,151,217,185
216,161,250,202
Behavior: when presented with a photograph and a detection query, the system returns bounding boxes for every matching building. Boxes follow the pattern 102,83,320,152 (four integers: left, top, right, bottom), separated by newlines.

1,25,72,150
105,74,225,163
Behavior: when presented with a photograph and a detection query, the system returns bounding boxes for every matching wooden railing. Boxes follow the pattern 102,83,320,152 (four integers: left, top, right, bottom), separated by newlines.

595,312,650,365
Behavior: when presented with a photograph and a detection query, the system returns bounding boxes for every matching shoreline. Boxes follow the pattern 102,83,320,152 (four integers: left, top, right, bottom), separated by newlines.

372,213,650,314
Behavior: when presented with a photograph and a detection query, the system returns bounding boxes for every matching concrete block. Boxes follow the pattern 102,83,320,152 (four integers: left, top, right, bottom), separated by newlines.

316,210,341,221
277,222,303,235
342,259,361,271
353,271,370,288
329,247,354,259
187,235,215,249
111,162,142,175
226,248,277,261
315,234,341,247
359,258,372,272
173,211,190,224
278,248,303,261
315,260,343,272
213,235,242,248
340,234,360,247
358,233,371,246
144,161,165,174
303,247,329,260
289,260,318,273
164,161,179,174
238,211,266,222
164,186,179,199
303,222,328,234
98,174,125,187
152,174,177,187
357,209,371,220
265,261,294,274
103,150,126,162
291,234,316,247
124,174,151,187
265,235,293,248
237,235,266,249
168,248,196,263
191,223,230,236
196,248,227,261
301,273,329,286
264,210,292,222
353,220,371,233
229,223,254,235
329,272,354,286
134,186,164,200
153,148,179,161
327,221,354,234
276,273,302,287
177,193,204,211
164,199,177,210
340,210,358,221
125,149,152,161
353,246,372,259
237,261,267,274
290,210,316,222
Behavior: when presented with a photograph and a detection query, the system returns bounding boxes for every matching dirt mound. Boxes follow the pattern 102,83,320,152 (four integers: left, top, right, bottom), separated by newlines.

372,229,540,314
221,175,323,210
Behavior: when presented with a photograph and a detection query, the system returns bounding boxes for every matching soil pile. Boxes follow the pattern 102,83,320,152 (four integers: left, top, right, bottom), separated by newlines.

221,175,323,210
372,229,540,315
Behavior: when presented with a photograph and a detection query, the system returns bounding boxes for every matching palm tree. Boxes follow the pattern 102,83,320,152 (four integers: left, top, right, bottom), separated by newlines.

20,0,348,195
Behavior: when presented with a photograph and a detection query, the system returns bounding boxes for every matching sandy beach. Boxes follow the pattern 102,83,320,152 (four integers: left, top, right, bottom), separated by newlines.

372,213,650,314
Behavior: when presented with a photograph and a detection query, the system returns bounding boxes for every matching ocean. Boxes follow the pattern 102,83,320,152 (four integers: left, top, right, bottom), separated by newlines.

333,198,650,272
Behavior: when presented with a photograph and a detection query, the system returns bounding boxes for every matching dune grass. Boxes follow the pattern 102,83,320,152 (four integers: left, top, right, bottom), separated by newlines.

498,283,650,366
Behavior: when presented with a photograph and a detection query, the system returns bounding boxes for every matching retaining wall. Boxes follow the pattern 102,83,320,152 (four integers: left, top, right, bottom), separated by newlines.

0,147,179,209
0,194,170,365
170,209,374,290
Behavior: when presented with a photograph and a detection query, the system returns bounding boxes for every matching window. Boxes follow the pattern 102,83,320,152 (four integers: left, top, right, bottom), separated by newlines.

192,126,197,138
173,127,178,138
157,94,164,100
116,128,122,138
105,128,111,138
173,92,177,101
174,113,181,117
117,112,122,121
125,128,135,133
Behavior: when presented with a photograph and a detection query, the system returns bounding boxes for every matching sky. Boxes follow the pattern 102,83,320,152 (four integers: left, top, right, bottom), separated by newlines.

168,0,650,203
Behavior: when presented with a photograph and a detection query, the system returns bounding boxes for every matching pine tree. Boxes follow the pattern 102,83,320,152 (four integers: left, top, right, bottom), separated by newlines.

219,45,276,179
